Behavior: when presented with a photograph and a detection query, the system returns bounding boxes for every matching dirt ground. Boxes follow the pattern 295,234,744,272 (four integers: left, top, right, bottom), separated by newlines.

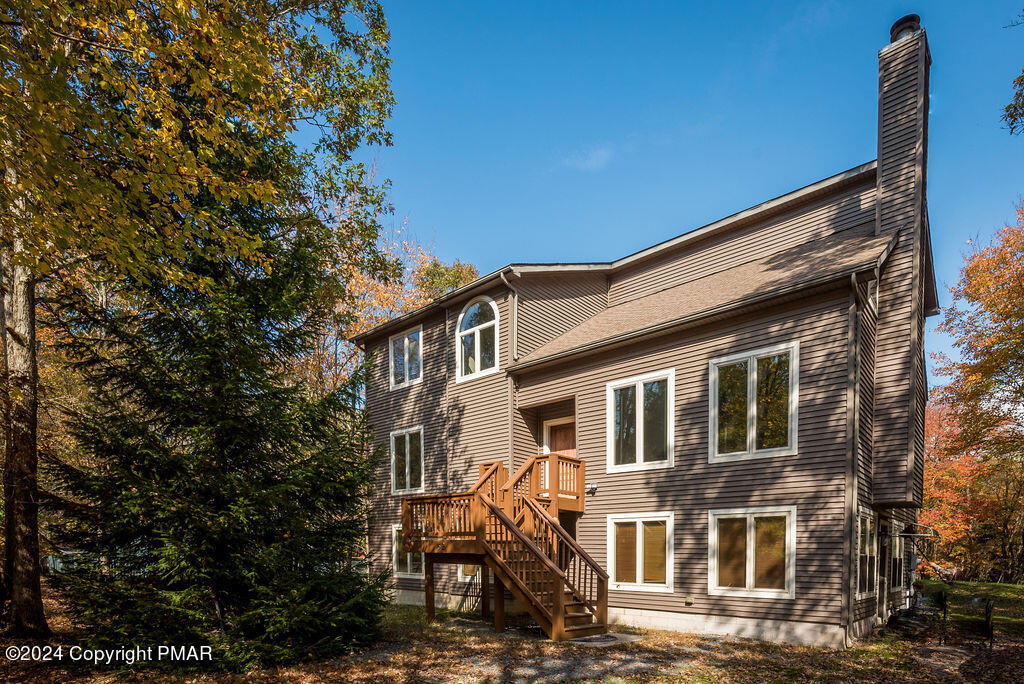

2,598,1023,682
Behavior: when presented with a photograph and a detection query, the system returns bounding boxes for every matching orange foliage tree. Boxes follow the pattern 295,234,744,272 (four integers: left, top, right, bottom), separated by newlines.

927,204,1024,582
297,223,477,394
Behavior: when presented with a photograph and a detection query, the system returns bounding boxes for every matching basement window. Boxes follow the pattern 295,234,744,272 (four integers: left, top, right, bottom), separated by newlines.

392,524,424,579
856,508,878,598
607,512,674,593
709,506,796,599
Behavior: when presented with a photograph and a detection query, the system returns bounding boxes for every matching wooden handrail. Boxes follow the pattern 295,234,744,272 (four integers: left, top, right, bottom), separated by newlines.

478,493,567,580
522,497,607,580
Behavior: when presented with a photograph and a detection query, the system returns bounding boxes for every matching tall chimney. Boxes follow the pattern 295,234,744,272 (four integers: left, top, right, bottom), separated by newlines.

873,14,931,507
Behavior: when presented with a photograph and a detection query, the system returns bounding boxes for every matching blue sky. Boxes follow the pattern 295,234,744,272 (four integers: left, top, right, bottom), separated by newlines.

367,1,1023,385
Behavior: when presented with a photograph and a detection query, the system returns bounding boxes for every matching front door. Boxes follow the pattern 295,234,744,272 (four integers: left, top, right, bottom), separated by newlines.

547,421,576,458
545,419,577,537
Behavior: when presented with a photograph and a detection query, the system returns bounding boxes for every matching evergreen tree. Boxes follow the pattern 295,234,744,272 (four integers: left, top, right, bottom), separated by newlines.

47,140,388,669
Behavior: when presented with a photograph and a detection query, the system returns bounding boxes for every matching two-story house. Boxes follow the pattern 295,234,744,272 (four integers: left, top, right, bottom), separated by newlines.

353,14,937,647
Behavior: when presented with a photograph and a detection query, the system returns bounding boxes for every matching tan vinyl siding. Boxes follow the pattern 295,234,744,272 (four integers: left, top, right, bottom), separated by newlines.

873,31,928,506
517,273,607,358
857,284,876,505
516,291,850,626
607,181,876,307
365,286,513,594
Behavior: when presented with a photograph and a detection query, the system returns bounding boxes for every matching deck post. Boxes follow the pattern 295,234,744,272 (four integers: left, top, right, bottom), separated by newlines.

551,568,565,641
493,575,505,633
481,563,490,620
424,553,435,623
597,575,608,626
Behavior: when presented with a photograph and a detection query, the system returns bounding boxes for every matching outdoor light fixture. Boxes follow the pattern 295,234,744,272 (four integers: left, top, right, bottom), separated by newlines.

585,482,598,496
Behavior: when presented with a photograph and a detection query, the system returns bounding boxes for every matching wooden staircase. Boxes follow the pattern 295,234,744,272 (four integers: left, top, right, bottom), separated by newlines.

401,454,608,641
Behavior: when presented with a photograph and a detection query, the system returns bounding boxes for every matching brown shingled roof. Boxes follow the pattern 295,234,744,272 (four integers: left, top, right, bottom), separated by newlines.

512,225,896,370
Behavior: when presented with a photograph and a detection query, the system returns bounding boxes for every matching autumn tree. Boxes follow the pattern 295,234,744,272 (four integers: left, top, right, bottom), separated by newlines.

928,204,1024,582
1006,10,1024,133
297,223,478,394
0,0,392,635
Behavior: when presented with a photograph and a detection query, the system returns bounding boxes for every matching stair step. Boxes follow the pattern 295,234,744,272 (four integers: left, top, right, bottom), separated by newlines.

564,623,607,638
564,613,595,627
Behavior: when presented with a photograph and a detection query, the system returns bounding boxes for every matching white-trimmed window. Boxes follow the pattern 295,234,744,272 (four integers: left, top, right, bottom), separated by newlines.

856,507,878,598
606,369,674,473
390,427,424,494
607,512,674,592
708,506,796,599
891,521,905,589
392,524,424,579
389,325,422,389
708,341,799,463
458,563,481,582
456,297,499,382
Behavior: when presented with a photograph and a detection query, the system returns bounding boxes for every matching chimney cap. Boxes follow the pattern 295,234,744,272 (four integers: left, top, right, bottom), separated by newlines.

890,14,921,43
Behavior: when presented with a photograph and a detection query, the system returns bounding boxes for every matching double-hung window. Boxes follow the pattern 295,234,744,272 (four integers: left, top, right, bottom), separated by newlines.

606,369,674,473
391,427,424,494
708,507,796,599
709,341,799,462
891,521,905,590
389,326,422,389
392,524,424,579
456,297,499,382
607,513,674,592
856,508,877,597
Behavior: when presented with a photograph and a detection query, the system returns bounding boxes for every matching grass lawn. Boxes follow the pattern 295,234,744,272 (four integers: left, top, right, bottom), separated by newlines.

920,578,1024,638
3,589,1024,682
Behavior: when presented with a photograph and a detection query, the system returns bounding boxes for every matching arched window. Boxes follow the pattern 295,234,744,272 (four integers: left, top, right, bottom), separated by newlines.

456,297,499,381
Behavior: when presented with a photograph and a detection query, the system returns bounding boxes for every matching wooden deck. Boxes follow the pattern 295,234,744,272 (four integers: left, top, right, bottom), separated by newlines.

401,455,608,641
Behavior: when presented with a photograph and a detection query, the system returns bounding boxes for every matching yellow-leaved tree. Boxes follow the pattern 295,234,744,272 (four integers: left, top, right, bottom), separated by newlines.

0,0,393,635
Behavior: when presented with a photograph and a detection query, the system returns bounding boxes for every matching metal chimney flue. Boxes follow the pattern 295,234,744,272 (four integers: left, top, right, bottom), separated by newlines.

890,14,920,43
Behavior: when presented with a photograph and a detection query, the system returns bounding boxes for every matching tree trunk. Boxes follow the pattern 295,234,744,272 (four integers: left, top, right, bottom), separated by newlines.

1,236,47,637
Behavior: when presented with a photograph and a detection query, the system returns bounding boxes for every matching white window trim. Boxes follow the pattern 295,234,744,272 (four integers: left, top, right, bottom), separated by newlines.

455,296,500,384
891,521,905,589
392,523,424,579
708,506,797,600
708,341,800,464
605,369,675,474
390,426,425,495
457,563,481,583
855,506,878,600
540,416,574,495
388,325,423,391
606,512,675,593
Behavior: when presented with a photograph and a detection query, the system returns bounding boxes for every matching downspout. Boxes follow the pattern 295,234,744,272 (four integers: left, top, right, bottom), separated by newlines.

846,273,863,645
444,305,451,495
500,271,521,476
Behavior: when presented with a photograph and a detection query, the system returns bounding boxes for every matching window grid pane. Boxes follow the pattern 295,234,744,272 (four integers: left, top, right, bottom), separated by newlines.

408,432,422,489
642,379,668,463
717,517,747,588
755,354,789,450
391,337,405,385
613,386,637,465
407,332,421,381
460,333,475,376
753,516,786,590
642,521,667,584
614,522,637,584
717,361,748,454
394,435,407,490
479,325,496,370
